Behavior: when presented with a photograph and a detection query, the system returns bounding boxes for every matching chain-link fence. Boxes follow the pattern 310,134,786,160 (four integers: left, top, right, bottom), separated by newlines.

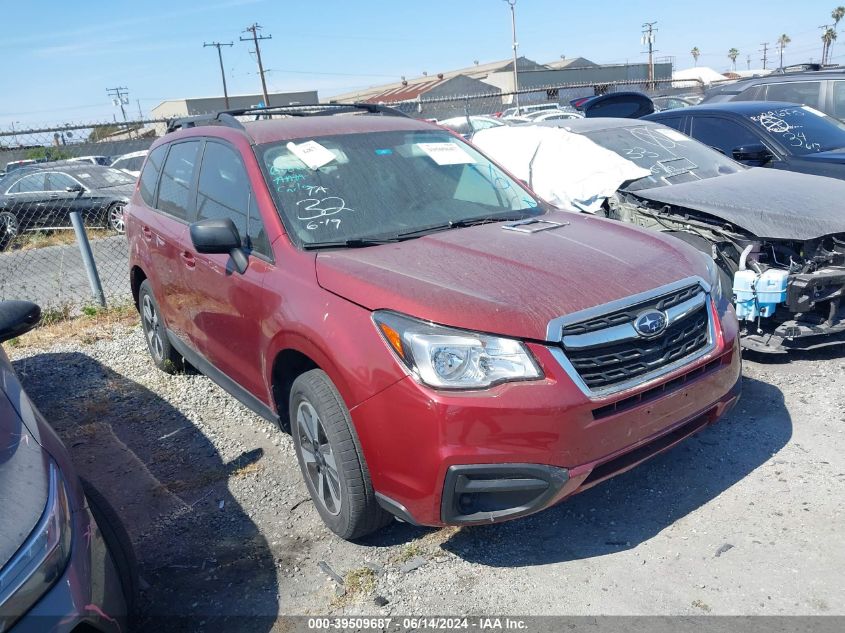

0,121,163,311
373,78,707,121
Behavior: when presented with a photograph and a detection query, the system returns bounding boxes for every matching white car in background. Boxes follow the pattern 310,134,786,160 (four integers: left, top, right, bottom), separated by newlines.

66,155,110,166
109,150,148,178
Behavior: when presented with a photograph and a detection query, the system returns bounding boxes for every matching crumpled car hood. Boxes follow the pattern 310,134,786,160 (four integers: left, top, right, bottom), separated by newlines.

630,168,845,240
316,211,707,342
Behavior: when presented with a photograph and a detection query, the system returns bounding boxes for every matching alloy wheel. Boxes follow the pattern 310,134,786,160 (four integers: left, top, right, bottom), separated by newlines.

141,294,164,361
109,204,125,233
296,400,342,516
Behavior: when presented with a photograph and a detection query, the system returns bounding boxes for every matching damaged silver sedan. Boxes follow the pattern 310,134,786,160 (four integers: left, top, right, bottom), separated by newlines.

474,119,845,353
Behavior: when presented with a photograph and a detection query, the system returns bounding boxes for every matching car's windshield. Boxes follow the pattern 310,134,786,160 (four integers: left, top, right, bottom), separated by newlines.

579,124,744,191
747,105,845,155
259,129,542,246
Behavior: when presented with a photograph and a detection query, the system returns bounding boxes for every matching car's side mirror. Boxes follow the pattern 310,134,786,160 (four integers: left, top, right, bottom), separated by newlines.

65,184,85,193
732,144,773,165
189,218,248,274
0,301,41,343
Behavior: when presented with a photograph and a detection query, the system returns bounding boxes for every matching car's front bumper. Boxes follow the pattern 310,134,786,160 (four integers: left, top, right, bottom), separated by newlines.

352,322,741,527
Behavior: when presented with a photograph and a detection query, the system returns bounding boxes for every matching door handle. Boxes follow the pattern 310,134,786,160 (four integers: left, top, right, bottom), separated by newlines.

142,226,152,240
180,251,196,269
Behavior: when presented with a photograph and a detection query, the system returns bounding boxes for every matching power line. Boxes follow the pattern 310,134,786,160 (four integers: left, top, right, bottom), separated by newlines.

204,41,234,109
106,87,129,121
240,23,272,107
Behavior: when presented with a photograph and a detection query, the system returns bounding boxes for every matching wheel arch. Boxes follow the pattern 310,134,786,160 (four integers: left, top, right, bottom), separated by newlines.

130,265,147,310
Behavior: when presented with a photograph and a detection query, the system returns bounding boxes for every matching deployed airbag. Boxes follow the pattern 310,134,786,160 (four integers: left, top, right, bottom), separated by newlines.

473,125,651,213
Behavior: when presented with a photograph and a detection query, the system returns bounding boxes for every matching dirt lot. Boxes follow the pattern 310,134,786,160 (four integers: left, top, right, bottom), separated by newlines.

8,320,845,629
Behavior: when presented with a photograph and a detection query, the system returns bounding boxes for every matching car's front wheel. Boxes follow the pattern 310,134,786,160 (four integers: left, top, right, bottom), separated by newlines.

289,369,392,539
138,280,183,373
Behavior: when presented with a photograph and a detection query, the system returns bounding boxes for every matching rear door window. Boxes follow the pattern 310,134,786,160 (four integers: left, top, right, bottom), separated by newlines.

139,145,168,207
7,173,46,193
762,81,822,108
689,116,761,155
157,141,201,220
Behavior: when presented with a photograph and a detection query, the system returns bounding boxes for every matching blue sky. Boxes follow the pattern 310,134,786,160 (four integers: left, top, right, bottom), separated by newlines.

0,0,839,127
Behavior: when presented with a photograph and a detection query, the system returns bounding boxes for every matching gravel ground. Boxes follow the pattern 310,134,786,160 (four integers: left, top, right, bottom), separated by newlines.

8,324,845,628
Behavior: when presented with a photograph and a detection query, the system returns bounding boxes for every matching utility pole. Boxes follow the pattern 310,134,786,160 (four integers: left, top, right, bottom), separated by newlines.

137,99,143,119
503,0,520,114
204,41,234,109
746,54,752,70
106,87,129,122
641,22,658,90
760,42,769,70
240,24,272,107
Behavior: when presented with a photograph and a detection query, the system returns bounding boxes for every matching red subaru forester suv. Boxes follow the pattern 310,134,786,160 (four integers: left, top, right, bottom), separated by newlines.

125,104,741,539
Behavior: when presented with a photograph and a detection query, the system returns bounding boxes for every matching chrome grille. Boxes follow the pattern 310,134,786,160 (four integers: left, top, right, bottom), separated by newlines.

554,282,713,394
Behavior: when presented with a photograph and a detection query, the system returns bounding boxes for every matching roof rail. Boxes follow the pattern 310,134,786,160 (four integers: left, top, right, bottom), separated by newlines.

166,102,408,134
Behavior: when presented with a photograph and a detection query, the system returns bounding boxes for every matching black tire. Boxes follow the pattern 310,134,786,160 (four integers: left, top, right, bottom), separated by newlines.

289,369,392,540
81,479,139,624
0,211,18,250
138,280,183,373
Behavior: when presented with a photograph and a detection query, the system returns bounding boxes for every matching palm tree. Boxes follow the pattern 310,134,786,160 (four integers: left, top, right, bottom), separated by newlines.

691,47,700,66
728,47,740,71
830,6,845,61
822,27,837,65
776,34,791,68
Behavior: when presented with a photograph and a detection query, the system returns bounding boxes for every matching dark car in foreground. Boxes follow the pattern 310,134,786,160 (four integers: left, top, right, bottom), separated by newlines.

0,164,134,248
0,301,134,631
126,104,740,539
646,101,845,179
474,118,845,352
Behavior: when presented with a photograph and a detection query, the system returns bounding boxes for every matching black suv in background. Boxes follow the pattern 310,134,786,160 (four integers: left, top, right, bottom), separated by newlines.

701,66,845,121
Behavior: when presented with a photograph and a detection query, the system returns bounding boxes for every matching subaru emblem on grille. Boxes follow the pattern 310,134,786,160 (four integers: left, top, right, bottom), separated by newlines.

634,310,668,337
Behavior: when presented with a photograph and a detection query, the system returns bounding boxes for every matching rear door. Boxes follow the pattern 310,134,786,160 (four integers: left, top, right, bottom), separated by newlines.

141,140,202,343
182,139,276,400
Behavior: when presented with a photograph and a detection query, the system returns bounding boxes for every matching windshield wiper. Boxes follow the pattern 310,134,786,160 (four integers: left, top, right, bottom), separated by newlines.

393,213,532,239
302,236,401,250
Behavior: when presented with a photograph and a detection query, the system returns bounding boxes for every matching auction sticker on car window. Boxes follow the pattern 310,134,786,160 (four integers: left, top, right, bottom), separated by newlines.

656,128,689,142
286,140,336,170
417,142,475,165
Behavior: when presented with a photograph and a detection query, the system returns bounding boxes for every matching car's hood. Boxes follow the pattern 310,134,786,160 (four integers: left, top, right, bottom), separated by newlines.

315,211,707,342
630,168,845,240
799,149,845,165
0,388,49,571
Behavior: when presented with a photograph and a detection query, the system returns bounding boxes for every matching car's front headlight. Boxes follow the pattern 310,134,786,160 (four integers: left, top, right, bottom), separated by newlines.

0,461,72,632
703,254,727,304
373,311,542,389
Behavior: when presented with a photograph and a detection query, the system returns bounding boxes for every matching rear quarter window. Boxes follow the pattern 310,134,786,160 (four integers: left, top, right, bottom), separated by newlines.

139,145,168,207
